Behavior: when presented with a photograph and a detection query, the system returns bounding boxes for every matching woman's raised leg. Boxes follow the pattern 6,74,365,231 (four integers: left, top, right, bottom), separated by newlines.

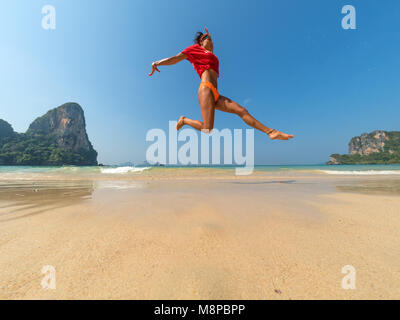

215,95,294,140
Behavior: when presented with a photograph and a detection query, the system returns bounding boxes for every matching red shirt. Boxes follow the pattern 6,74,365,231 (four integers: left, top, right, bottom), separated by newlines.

181,44,219,78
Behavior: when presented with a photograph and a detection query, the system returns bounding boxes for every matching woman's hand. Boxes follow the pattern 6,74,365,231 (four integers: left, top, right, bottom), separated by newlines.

148,53,186,76
148,62,160,76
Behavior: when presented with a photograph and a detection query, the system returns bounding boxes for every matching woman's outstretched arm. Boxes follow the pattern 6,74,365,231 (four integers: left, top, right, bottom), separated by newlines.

148,52,187,76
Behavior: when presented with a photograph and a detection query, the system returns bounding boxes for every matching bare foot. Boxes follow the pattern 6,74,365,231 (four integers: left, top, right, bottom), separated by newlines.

268,129,294,140
176,116,186,131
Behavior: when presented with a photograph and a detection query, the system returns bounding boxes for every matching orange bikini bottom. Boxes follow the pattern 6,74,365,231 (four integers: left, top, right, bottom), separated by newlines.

199,82,220,102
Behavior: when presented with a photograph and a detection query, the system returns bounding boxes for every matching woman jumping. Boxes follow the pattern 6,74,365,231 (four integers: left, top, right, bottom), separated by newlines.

148,28,294,140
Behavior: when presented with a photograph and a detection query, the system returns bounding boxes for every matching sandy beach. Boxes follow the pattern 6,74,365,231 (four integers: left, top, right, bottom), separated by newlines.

0,168,399,299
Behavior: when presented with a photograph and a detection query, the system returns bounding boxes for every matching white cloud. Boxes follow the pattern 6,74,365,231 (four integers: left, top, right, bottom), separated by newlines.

243,98,251,105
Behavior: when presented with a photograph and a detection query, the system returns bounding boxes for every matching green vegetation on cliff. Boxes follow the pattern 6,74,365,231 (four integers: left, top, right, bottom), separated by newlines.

329,152,400,165
0,133,97,166
0,119,15,141
328,131,400,164
0,103,98,166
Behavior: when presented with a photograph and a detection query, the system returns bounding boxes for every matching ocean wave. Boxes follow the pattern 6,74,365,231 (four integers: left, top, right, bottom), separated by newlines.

100,166,150,174
319,170,400,175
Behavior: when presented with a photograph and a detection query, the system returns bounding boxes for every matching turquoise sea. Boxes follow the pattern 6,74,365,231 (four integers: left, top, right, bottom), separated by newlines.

0,164,400,178
1,164,400,199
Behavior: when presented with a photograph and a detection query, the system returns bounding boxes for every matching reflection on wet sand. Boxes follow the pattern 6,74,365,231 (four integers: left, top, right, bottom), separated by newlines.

335,178,400,196
0,180,94,222
228,180,296,185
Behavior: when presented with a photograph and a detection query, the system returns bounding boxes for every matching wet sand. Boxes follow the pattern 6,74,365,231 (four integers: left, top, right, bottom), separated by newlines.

0,174,399,299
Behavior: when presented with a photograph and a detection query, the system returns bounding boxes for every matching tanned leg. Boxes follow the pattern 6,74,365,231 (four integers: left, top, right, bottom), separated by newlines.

215,95,294,140
176,86,216,133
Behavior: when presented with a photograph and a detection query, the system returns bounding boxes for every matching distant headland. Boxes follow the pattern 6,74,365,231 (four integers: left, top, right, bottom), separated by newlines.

328,130,400,165
0,103,98,166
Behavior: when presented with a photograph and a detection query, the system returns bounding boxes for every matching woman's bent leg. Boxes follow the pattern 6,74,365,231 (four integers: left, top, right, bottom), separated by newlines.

176,86,216,133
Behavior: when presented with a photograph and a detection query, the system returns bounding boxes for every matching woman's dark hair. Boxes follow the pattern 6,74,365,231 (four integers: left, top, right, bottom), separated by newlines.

194,32,204,44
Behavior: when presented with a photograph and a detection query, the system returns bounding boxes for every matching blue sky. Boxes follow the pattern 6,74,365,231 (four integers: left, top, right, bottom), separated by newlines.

1,0,399,165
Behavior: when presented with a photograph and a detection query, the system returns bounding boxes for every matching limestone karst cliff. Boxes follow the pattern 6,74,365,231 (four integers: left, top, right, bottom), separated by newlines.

328,130,400,164
0,103,98,166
